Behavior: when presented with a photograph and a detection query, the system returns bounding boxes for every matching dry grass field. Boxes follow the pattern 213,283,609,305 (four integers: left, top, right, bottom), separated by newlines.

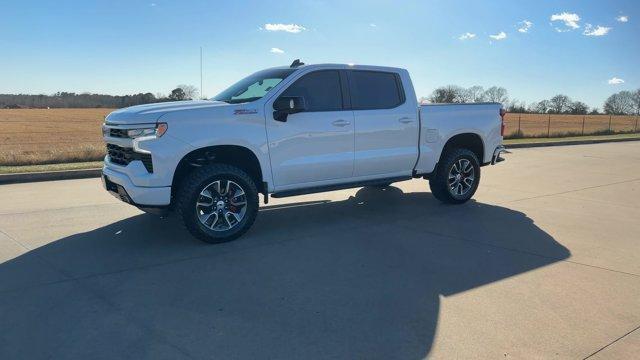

0,108,110,166
1,108,639,166
504,113,639,138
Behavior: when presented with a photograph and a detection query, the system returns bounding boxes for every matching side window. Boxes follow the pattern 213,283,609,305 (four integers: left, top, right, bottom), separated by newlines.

349,71,404,110
280,70,343,112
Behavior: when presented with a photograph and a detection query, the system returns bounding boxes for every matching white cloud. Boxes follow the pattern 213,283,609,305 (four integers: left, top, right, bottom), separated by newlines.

583,24,611,36
608,77,625,85
518,20,533,33
264,23,306,33
617,15,629,23
269,47,284,54
369,23,377,27
551,12,581,29
489,31,507,40
150,2,157,6
458,32,476,40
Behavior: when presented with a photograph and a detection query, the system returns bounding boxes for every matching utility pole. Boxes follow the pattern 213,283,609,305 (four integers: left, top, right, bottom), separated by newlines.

200,47,203,99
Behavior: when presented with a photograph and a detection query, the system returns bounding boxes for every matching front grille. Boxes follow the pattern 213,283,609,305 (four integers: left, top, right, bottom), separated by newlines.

106,144,153,173
109,128,128,138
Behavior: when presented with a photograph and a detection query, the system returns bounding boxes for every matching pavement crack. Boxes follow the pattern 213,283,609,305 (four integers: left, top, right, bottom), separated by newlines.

0,222,359,295
0,228,30,253
563,260,640,278
399,220,640,278
0,202,124,216
583,324,640,359
509,177,640,203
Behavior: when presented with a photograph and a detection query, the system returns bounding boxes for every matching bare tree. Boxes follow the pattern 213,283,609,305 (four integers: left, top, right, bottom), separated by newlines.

528,100,551,114
169,88,186,101
633,89,640,115
568,101,589,115
604,91,635,115
549,94,571,114
176,84,199,100
483,86,508,103
461,86,486,103
506,99,526,113
428,85,465,103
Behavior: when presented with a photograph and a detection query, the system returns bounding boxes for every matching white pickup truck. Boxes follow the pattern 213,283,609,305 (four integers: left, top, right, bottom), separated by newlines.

102,60,507,243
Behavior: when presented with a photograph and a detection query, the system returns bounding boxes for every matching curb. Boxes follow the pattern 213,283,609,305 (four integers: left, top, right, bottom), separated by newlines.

1,136,639,184
505,136,640,149
0,168,102,185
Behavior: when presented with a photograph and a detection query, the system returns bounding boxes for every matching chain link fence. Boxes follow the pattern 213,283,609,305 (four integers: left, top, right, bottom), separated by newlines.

504,113,640,139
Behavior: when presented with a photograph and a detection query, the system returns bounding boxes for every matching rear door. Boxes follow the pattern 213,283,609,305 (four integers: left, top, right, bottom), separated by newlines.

348,70,419,177
266,70,355,188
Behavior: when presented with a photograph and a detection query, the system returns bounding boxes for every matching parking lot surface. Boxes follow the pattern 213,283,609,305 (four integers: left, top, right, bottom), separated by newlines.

1,142,639,359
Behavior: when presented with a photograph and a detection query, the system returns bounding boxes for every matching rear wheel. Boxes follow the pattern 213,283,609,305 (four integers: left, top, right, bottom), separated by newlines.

177,164,259,243
429,148,480,204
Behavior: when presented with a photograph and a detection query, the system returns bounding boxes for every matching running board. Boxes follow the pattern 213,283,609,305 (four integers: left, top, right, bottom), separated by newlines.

271,176,412,198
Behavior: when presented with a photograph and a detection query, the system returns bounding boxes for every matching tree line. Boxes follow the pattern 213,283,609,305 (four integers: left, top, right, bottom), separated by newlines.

421,85,640,115
0,85,200,109
3,83,639,115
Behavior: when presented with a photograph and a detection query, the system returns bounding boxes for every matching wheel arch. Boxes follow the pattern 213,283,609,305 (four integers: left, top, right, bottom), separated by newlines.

439,132,485,164
171,145,266,203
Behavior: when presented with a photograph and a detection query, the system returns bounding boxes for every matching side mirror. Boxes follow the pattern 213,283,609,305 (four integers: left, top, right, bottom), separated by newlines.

273,96,306,122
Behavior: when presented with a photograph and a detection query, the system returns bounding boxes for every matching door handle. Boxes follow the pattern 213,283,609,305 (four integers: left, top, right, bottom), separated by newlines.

332,119,351,127
398,117,414,124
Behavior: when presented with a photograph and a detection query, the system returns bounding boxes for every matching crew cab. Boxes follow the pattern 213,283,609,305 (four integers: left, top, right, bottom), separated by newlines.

102,60,507,243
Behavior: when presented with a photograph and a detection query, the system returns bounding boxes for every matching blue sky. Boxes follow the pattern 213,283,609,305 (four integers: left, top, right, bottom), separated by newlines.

1,0,638,109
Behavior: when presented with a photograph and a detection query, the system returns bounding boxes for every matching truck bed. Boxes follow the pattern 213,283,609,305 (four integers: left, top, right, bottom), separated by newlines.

414,102,504,174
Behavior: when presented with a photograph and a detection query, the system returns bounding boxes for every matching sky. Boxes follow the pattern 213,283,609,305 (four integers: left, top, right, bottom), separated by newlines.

1,0,638,109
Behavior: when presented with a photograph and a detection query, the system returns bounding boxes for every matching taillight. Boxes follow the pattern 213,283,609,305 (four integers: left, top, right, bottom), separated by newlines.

499,109,506,136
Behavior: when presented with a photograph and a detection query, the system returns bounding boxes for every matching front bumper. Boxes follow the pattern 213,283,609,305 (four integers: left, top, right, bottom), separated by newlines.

102,165,171,206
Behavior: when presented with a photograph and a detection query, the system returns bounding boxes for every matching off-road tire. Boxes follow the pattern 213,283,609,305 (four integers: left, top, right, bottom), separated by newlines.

429,148,480,204
177,164,259,243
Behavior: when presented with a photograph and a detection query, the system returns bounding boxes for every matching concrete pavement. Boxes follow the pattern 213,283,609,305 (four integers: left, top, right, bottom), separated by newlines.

1,142,639,359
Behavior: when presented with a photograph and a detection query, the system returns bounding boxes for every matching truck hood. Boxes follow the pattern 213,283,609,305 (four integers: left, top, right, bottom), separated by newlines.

105,100,232,125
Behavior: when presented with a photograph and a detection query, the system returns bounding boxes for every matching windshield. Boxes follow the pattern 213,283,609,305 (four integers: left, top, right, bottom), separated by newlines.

212,68,296,104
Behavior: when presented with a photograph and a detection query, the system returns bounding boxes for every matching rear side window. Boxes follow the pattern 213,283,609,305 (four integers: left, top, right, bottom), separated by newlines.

280,70,343,112
349,71,404,110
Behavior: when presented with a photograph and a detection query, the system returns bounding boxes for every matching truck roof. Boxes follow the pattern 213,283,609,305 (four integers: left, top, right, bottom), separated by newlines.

421,102,502,107
270,63,408,73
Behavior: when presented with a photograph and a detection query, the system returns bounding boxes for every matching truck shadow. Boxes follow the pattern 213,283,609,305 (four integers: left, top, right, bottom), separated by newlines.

0,186,570,359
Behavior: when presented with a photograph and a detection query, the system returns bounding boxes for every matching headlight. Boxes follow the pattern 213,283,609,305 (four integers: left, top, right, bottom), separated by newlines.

130,123,168,154
126,123,168,139
127,128,156,138
103,123,168,139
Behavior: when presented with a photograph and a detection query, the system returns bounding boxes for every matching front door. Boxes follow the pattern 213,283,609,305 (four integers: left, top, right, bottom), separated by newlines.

266,70,354,188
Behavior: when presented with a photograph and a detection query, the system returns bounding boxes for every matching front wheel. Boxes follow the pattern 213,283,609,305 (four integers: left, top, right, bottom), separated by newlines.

177,164,259,243
429,148,480,204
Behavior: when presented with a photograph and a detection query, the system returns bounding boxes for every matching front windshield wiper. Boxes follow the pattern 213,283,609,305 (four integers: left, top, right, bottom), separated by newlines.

225,97,261,104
